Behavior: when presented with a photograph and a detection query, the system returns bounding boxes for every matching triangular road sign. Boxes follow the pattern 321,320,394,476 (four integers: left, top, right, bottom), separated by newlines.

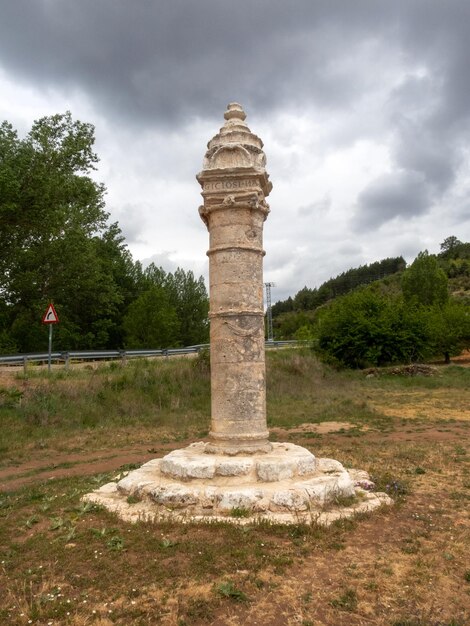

42,303,59,324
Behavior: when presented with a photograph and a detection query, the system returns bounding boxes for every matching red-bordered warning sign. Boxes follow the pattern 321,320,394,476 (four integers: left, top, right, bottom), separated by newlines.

42,303,59,324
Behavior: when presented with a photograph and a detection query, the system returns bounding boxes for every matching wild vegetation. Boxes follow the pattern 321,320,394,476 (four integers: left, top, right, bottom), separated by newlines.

0,113,208,354
272,257,406,317
1,350,469,625
273,241,470,369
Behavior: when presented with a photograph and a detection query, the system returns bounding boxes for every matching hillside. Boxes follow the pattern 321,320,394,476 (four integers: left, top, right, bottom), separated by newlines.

272,238,470,341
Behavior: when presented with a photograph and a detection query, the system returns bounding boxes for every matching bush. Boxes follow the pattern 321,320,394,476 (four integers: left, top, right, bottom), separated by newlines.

315,288,431,368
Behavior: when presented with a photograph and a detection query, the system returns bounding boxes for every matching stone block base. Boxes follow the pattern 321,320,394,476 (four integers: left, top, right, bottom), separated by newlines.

83,442,392,525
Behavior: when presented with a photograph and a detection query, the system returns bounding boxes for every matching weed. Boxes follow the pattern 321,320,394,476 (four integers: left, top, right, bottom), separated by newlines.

24,515,40,528
126,495,140,505
62,526,76,542
464,570,470,583
0,387,23,408
330,588,358,611
193,347,210,374
75,501,102,515
216,581,249,602
107,535,124,551
119,463,141,472
185,596,214,620
49,517,65,531
329,492,358,508
230,507,251,518
373,473,410,497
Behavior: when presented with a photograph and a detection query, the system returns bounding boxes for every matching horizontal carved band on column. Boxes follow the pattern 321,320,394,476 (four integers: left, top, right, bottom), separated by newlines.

207,244,265,256
208,430,270,442
209,308,264,318
198,201,270,218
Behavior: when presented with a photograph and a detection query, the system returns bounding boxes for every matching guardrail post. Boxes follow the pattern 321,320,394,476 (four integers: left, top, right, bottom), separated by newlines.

120,350,127,367
23,356,28,376
63,352,70,372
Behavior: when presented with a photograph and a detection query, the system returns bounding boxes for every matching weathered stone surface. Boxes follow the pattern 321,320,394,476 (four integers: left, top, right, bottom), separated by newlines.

83,456,392,524
218,489,264,512
197,103,272,455
215,459,253,476
161,449,216,480
150,485,200,508
256,460,295,482
317,458,345,473
87,443,364,517
256,443,317,481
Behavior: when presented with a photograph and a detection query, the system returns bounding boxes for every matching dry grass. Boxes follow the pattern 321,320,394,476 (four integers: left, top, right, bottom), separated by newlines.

1,350,469,624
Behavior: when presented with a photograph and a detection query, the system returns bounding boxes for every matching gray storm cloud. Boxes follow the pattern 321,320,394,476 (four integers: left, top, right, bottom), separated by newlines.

354,171,430,230
1,0,470,293
0,1,463,125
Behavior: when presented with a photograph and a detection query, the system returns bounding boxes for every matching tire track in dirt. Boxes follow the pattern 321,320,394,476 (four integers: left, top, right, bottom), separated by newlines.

0,441,190,493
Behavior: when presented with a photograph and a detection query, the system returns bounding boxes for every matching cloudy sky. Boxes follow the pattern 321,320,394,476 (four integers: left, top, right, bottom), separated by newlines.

1,0,470,303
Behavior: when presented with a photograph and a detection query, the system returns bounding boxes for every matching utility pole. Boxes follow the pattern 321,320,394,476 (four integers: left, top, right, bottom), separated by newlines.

264,282,275,342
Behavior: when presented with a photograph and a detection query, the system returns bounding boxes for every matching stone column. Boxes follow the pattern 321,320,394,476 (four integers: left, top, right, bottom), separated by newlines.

197,103,273,455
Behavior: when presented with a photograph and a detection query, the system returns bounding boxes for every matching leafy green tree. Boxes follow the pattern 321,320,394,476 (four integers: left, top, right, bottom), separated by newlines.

294,324,316,341
123,286,180,348
271,296,294,317
274,311,315,340
165,268,209,346
315,288,431,368
425,300,470,363
141,264,209,346
401,251,448,308
440,236,462,258
0,112,139,352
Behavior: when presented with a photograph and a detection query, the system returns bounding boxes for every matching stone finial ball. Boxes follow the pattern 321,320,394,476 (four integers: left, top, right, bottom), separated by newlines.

224,102,247,121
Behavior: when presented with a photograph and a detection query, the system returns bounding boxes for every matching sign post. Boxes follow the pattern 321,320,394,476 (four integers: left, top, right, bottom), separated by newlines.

42,303,59,373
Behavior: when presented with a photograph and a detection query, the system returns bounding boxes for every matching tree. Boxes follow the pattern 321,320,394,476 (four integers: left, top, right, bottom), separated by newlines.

0,112,139,352
440,236,462,258
401,251,448,308
123,286,180,349
274,310,315,340
166,268,209,346
272,256,406,318
141,264,209,346
425,300,470,363
315,287,431,368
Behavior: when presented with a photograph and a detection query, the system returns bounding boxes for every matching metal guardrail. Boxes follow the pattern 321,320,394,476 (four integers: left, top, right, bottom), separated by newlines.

0,340,301,369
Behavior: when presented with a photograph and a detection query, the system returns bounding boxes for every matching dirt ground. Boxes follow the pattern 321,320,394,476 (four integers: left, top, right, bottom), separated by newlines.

1,418,469,493
1,351,469,492
1,355,469,625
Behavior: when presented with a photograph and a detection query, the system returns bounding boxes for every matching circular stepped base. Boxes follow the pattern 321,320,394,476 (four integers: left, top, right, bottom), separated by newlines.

84,442,392,525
